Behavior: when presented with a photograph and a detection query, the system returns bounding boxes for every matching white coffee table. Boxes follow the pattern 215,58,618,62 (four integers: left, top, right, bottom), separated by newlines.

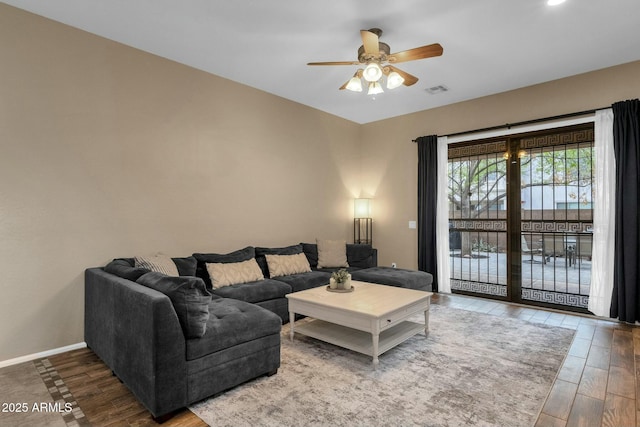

286,281,432,369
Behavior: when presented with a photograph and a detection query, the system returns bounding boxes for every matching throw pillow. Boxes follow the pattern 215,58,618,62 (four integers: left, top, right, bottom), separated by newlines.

105,259,149,281
206,258,264,289
255,244,305,277
193,247,256,289
134,254,179,276
316,239,349,268
136,272,212,339
265,253,312,277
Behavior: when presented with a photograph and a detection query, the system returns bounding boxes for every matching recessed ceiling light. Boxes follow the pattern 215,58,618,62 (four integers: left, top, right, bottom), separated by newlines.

547,0,566,5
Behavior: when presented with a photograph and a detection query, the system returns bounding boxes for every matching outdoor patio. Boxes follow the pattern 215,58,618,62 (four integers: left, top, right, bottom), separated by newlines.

450,250,591,297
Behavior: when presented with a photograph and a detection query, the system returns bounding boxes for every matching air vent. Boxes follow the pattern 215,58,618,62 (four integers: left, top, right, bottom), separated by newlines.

425,85,449,95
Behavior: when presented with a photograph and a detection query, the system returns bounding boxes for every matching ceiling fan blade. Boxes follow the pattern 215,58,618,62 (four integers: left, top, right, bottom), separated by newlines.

307,61,360,66
387,65,419,86
360,29,379,54
388,43,443,63
339,79,349,90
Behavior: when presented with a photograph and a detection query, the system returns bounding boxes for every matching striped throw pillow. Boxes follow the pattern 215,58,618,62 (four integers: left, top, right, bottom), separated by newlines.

134,254,179,277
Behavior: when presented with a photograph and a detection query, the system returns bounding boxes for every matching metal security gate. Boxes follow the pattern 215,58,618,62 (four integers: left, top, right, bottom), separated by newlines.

518,127,594,310
448,139,509,298
448,124,594,312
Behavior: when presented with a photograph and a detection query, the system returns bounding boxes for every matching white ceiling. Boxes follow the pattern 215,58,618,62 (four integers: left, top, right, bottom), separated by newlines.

4,0,640,124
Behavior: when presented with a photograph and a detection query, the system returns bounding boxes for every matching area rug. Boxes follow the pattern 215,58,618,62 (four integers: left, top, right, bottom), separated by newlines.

190,305,575,427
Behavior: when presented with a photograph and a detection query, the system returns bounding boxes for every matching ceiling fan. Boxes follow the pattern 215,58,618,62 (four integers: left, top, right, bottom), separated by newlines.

307,28,443,94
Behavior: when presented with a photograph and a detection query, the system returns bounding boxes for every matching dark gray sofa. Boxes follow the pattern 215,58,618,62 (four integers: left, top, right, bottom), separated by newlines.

193,243,382,322
85,266,281,420
84,242,432,420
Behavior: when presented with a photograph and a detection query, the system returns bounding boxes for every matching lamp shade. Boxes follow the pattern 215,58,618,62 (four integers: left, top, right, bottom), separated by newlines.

354,198,372,218
367,81,384,95
363,63,383,82
386,71,405,89
345,76,363,92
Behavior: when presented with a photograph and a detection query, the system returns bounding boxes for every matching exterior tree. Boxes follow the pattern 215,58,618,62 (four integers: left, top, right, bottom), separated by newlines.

448,146,593,256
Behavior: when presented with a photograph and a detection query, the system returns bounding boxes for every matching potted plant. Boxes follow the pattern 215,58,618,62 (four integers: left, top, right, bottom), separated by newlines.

330,268,352,290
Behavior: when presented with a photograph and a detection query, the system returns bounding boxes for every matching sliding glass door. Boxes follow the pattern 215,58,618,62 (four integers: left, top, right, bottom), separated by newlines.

448,124,594,312
518,128,594,310
448,139,509,298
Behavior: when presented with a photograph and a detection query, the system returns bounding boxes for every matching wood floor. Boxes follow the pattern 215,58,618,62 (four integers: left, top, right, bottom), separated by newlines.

46,349,205,427
434,294,638,427
42,294,637,427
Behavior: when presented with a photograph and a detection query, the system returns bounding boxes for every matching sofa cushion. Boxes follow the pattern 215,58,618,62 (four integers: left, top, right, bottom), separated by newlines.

272,271,331,292
210,279,292,303
303,243,376,270
351,267,434,291
205,259,264,288
193,247,256,289
186,298,282,361
314,266,363,274
104,259,149,281
265,253,311,278
136,272,212,338
301,243,319,267
347,244,376,269
316,239,349,268
194,246,255,263
134,254,180,276
255,244,304,277
172,256,198,276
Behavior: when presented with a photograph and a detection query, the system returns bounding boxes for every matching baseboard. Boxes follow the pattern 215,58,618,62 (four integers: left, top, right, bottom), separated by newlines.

0,342,87,369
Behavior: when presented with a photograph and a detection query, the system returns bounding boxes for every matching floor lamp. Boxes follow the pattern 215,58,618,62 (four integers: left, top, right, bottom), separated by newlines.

354,198,372,245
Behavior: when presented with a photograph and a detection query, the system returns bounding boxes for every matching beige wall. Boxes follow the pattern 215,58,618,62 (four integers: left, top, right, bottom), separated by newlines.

361,60,640,269
0,5,361,361
2,3,640,363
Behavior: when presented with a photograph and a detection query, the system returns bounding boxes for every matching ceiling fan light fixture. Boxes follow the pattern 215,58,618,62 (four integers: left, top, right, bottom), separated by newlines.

367,81,384,95
386,71,405,89
363,63,383,82
308,28,443,96
345,75,363,92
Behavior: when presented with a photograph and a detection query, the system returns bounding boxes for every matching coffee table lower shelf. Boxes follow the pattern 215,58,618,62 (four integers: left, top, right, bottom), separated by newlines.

292,319,425,362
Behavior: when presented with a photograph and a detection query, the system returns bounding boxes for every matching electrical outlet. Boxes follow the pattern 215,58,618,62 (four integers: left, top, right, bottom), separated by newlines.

408,221,417,229
391,262,397,268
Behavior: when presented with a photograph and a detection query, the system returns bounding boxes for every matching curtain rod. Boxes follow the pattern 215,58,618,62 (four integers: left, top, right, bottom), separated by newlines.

412,106,608,142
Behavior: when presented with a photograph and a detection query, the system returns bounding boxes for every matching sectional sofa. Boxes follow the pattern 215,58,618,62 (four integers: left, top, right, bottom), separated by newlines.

84,242,433,420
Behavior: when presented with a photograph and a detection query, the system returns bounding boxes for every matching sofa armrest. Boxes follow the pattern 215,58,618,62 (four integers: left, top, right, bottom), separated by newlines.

85,268,188,417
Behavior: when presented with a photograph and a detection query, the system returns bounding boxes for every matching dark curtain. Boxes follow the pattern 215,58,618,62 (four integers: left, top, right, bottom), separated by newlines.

417,135,439,291
611,99,640,321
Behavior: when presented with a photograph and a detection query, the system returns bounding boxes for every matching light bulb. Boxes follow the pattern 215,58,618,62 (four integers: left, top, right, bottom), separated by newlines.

363,63,383,82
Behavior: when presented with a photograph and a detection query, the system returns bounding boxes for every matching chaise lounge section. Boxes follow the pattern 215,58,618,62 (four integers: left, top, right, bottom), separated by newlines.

85,265,282,420
351,266,433,291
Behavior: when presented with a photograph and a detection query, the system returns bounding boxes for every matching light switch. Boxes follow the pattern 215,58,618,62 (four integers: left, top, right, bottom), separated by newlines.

409,221,417,229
